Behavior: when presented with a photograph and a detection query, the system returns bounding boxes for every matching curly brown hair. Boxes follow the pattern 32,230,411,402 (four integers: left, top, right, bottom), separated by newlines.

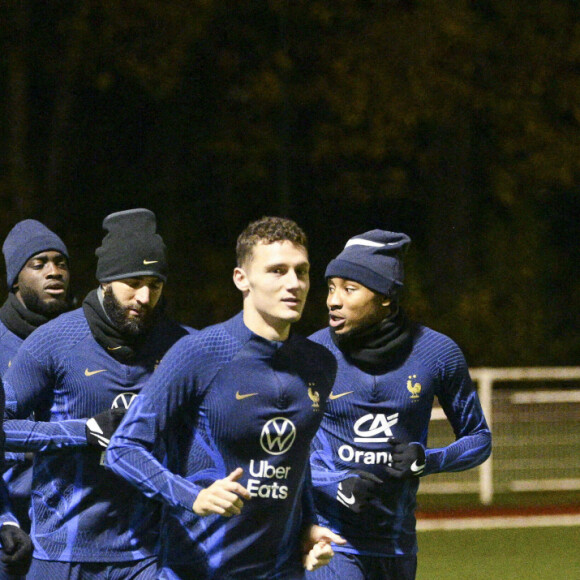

236,216,308,267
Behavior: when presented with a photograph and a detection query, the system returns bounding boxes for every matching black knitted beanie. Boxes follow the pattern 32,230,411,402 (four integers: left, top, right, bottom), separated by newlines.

95,208,167,282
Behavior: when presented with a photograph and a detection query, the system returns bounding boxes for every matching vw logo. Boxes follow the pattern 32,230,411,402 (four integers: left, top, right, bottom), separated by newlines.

260,417,296,455
111,392,138,410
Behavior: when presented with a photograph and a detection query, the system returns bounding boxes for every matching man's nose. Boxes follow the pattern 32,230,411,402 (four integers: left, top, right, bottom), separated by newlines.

135,286,151,304
285,270,300,289
327,292,342,309
45,262,61,277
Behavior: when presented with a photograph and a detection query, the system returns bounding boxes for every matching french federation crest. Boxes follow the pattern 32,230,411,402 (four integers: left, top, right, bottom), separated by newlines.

407,375,421,399
308,383,320,410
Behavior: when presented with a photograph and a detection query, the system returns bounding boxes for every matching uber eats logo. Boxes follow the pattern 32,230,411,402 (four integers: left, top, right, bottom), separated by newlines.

339,413,399,465
248,417,296,500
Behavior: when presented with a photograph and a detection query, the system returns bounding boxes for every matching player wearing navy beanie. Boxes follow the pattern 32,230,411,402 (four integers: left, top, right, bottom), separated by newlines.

307,230,491,580
0,219,69,578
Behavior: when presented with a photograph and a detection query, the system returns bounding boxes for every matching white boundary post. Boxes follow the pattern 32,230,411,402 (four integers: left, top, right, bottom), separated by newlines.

470,366,580,505
473,369,494,505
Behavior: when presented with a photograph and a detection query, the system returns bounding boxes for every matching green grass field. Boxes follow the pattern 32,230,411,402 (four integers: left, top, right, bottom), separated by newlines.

416,526,579,580
416,490,580,511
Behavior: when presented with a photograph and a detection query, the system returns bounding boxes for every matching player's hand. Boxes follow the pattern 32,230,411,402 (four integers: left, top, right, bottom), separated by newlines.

302,524,346,571
383,439,426,479
336,470,383,513
86,407,127,448
193,467,251,517
0,524,33,576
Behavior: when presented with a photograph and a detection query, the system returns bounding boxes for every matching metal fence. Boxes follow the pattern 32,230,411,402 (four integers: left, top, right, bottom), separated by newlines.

418,367,580,504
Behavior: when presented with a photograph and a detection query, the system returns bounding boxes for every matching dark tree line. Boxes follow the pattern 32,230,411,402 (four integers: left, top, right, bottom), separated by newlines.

1,1,578,365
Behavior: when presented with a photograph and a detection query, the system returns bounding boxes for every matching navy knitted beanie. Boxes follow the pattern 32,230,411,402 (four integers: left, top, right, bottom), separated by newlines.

325,230,411,296
95,209,167,283
2,219,69,289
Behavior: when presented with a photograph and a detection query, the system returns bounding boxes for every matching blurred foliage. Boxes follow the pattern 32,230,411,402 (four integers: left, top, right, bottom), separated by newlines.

0,0,578,365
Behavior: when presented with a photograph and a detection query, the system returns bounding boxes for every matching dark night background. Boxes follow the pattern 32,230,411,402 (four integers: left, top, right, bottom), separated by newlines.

0,1,578,366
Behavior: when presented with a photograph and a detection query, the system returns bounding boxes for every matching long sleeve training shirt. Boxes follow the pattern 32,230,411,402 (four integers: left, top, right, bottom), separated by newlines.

106,313,337,580
309,325,491,556
2,307,190,562
0,319,27,527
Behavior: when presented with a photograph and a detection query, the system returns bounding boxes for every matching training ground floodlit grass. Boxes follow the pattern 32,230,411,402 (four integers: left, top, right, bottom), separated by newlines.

416,526,580,580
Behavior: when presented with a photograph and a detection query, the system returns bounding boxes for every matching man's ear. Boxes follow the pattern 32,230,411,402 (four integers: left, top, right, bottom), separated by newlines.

381,296,392,308
233,267,249,293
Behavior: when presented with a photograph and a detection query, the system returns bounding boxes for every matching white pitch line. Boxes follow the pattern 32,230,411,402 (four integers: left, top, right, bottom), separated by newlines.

417,513,580,531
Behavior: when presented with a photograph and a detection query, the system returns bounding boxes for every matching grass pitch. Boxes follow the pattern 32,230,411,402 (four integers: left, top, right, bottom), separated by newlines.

416,525,579,580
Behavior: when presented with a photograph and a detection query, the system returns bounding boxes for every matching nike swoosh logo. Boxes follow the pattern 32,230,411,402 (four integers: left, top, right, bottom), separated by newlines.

329,391,354,400
410,460,425,474
235,391,258,400
336,490,356,506
85,369,106,377
85,418,110,448
107,346,122,351
143,259,158,265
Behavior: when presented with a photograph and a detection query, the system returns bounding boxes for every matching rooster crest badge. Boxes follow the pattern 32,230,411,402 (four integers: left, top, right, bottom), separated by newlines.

407,375,422,399
308,383,320,411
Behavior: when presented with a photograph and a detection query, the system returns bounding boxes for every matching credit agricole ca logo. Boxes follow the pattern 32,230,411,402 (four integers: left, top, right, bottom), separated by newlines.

338,413,399,466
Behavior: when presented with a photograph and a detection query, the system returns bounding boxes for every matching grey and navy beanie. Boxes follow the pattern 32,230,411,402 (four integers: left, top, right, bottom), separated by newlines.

3,219,69,290
325,230,411,296
95,208,167,283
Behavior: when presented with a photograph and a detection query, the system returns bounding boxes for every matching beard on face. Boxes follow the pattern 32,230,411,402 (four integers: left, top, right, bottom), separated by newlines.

19,284,69,319
102,285,155,336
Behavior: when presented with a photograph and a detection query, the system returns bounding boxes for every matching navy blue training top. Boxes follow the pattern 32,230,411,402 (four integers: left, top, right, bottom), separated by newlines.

3,306,191,562
107,312,337,579
309,325,491,556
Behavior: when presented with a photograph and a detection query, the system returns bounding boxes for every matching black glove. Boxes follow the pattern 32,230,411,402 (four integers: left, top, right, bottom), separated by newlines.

0,524,33,576
85,408,126,448
383,439,426,479
336,470,383,513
